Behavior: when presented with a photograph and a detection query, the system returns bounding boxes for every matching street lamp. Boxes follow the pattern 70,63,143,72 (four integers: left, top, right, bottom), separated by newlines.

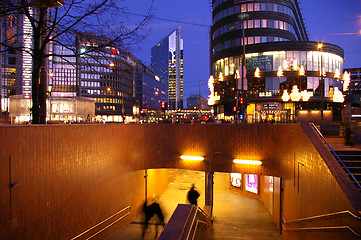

238,13,249,123
317,43,324,124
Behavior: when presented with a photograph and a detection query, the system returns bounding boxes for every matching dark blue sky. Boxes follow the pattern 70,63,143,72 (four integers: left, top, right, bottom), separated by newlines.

125,0,361,107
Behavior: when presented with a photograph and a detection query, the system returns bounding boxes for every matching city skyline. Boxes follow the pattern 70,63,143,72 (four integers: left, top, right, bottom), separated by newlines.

125,0,361,107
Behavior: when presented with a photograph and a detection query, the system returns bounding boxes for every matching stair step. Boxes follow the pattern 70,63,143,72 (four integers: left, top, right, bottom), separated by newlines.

336,156,361,161
343,167,361,173
334,151,361,155
343,162,361,168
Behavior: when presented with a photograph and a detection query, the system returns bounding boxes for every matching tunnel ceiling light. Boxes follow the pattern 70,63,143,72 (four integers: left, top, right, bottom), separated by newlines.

180,155,204,161
233,159,262,165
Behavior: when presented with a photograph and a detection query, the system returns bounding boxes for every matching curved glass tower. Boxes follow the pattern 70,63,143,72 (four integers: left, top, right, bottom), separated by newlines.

210,0,344,123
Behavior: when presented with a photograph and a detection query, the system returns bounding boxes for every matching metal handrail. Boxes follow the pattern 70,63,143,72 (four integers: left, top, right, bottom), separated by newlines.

198,206,213,220
71,206,131,240
190,220,210,240
185,206,212,240
283,210,361,224
282,224,361,237
310,123,361,189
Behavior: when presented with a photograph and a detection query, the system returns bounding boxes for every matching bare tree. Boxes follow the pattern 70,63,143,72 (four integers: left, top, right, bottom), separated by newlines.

0,0,153,123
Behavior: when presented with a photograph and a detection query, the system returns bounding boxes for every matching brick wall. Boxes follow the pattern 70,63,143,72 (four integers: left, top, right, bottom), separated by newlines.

0,123,360,239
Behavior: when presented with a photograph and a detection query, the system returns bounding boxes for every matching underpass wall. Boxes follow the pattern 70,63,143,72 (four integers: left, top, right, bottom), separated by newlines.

0,123,360,240
0,125,171,240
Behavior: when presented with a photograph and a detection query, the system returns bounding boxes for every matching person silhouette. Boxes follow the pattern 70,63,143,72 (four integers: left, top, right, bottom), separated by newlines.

187,184,200,206
142,200,165,239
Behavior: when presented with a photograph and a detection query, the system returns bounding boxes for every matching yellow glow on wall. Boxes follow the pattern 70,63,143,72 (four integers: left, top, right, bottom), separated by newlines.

180,155,204,161
233,159,262,165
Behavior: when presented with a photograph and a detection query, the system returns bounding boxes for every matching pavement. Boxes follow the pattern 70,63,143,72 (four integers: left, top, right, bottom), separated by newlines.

106,170,283,240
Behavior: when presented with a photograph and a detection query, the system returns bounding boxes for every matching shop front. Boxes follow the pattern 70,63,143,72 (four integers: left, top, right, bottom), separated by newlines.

251,102,292,123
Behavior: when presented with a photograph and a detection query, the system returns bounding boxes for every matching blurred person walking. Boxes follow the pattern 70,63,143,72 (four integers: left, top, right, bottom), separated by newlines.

142,200,165,239
187,184,200,206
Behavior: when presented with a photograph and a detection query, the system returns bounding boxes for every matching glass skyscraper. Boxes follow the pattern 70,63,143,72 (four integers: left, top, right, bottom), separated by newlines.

151,28,184,110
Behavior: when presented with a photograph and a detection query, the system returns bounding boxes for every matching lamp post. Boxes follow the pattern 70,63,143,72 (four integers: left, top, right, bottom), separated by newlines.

238,13,248,123
317,43,324,124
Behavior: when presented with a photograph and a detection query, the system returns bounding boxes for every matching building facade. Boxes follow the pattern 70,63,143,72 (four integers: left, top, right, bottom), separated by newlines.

134,62,167,111
187,94,210,110
151,28,184,110
75,33,136,122
1,11,33,120
210,0,345,123
344,67,361,105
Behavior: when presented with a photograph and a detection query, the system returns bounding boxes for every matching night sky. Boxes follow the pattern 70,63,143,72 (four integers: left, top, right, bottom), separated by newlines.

125,0,361,108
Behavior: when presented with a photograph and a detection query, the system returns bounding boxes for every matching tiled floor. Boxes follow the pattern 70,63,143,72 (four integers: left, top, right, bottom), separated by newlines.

106,170,283,240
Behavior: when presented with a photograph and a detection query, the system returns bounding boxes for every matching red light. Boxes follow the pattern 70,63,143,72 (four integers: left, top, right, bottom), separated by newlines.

240,98,243,105
111,49,117,54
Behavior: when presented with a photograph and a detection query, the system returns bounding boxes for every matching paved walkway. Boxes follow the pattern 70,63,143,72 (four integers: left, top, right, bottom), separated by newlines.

107,170,283,240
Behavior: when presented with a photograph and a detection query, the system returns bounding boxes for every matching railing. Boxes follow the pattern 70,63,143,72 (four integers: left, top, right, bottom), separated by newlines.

283,225,361,237
310,123,361,189
71,206,131,240
283,210,361,237
185,206,212,240
284,210,361,224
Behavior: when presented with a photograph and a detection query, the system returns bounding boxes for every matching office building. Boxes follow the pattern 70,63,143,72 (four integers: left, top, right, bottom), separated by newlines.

187,94,210,110
75,33,136,122
210,0,345,123
134,62,167,111
343,68,361,102
1,11,33,120
151,27,184,110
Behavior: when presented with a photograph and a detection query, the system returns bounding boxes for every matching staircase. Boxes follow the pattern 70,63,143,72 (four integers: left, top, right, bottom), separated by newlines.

334,151,361,192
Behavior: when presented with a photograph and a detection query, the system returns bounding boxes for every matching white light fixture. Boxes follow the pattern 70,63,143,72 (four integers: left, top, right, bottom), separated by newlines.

254,67,261,78
233,159,262,165
282,90,290,101
290,85,301,101
277,66,284,77
333,87,344,103
299,65,305,76
301,90,311,101
181,155,204,161
208,75,215,105
343,71,351,91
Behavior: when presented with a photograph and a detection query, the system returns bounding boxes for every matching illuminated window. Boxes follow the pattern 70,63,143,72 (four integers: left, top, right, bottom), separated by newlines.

6,68,16,75
7,78,16,86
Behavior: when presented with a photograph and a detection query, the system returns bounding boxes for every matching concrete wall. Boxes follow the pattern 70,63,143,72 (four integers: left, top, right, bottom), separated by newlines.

1,123,360,239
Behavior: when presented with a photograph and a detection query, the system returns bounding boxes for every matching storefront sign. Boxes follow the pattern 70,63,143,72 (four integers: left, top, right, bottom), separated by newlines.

263,103,279,110
249,55,273,71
